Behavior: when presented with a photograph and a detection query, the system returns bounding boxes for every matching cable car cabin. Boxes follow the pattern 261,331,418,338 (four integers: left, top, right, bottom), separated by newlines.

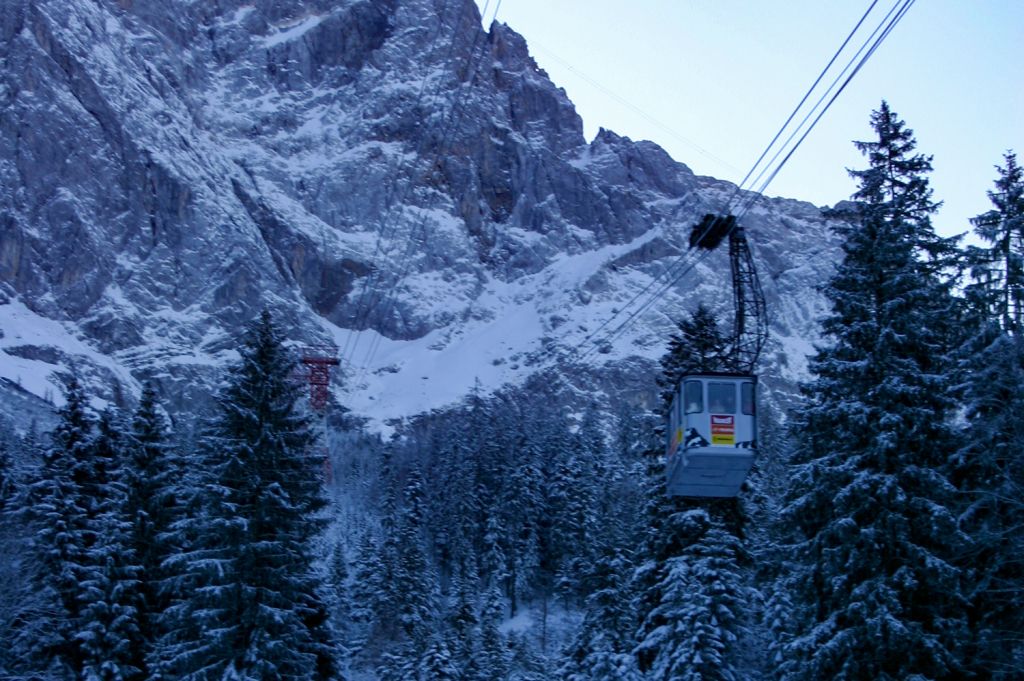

666,373,757,498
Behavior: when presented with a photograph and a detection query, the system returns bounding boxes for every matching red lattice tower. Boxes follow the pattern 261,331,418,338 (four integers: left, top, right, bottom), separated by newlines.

300,346,340,412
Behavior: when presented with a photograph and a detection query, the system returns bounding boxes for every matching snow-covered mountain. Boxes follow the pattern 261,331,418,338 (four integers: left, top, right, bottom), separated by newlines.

0,0,842,426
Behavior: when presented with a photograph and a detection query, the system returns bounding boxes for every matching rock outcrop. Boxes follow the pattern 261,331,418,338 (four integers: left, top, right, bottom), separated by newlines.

0,0,842,424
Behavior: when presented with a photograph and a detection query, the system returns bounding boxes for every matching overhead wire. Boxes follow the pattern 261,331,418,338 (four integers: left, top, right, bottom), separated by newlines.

743,0,915,208
720,0,881,216
583,0,916,359
339,0,494,370
576,245,707,364
570,0,886,361
731,0,913,221
342,0,915,376
572,199,758,363
568,190,699,352
526,41,744,179
572,0,915,361
352,0,505,382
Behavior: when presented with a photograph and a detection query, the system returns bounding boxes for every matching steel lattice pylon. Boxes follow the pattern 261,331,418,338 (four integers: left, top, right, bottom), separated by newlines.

299,346,339,486
690,214,767,373
300,346,340,412
728,224,768,374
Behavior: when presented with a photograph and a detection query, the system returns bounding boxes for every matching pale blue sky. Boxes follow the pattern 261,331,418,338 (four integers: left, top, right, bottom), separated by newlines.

473,1,1023,240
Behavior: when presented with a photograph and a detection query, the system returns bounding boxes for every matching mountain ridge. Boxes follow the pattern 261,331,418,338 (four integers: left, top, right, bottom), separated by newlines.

0,0,844,426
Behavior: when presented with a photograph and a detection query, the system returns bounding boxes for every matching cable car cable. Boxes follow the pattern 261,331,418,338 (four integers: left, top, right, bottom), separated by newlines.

576,244,715,363
568,189,702,353
355,5,500,379
342,0,497,371
570,188,755,359
732,0,895,216
354,0,505,381
720,0,881,215
525,41,743,179
575,0,914,360
339,1,486,366
575,223,725,362
732,0,913,220
660,0,914,495
573,0,888,359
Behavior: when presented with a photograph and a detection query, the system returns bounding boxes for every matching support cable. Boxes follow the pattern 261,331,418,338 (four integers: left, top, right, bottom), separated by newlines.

721,0,881,213
354,0,505,381
341,0,491,365
340,0,494,368
732,0,914,221
573,0,915,361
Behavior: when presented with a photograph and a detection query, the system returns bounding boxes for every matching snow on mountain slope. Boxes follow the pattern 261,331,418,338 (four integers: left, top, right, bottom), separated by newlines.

0,0,843,426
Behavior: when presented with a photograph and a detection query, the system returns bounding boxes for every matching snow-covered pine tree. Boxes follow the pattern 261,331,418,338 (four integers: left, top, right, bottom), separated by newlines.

506,629,551,680
156,311,335,680
0,419,25,676
746,404,798,680
375,645,417,681
325,538,354,672
446,566,481,677
393,468,439,652
657,303,732,412
561,546,641,681
0,424,14,512
15,377,97,678
416,636,461,681
352,460,439,667
425,414,482,584
783,102,967,679
496,416,545,614
551,407,611,606
549,448,592,602
75,409,147,681
635,508,750,681
953,151,1024,678
121,383,181,674
964,151,1024,333
633,304,753,680
480,511,509,593
476,585,511,680
350,528,392,659
954,330,1024,678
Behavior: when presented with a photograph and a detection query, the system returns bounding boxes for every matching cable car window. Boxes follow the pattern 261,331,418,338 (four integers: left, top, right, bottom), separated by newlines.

684,381,703,413
708,382,736,414
742,383,755,415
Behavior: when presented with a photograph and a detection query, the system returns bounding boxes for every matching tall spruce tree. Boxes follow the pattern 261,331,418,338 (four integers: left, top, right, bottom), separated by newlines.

561,547,641,681
156,311,335,680
954,331,1024,678
964,151,1024,333
0,422,15,513
123,384,181,675
325,538,354,674
783,102,967,679
953,151,1024,678
79,409,146,681
0,420,25,676
16,377,98,678
657,303,732,412
632,305,752,681
350,528,392,660
393,469,438,651
416,637,461,681
476,586,510,680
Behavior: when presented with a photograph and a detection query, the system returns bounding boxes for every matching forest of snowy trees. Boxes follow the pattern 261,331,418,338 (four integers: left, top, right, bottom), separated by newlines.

0,104,1021,680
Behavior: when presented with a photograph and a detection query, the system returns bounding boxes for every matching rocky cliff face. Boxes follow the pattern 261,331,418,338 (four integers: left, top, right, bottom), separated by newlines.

0,0,842,425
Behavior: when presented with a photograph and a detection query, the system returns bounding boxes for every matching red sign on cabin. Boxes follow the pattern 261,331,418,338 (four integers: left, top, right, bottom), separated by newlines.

710,414,735,445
